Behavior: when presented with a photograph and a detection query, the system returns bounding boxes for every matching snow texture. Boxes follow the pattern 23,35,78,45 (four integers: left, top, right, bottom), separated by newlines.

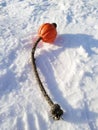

0,0,98,130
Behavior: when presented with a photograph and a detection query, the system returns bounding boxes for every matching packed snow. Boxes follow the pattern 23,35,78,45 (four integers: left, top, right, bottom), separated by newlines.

0,0,98,130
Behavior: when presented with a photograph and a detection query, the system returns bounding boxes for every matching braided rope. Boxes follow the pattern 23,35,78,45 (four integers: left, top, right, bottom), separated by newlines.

31,37,63,120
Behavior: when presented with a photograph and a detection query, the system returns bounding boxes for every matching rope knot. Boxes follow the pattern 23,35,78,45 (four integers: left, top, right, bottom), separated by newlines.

51,104,63,120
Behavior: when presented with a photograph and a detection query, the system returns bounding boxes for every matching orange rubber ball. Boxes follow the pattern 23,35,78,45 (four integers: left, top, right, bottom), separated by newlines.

38,23,57,43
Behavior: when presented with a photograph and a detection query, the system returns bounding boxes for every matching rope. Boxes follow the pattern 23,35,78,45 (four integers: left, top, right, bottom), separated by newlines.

31,37,63,120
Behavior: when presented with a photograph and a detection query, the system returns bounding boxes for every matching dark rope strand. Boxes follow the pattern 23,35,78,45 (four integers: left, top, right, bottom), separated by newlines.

31,37,64,120
31,37,54,106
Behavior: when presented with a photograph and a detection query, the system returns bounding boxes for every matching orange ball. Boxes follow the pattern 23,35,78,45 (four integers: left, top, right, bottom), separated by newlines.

38,23,57,43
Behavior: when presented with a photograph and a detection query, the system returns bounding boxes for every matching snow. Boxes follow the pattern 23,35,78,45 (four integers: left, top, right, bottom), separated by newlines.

0,0,98,129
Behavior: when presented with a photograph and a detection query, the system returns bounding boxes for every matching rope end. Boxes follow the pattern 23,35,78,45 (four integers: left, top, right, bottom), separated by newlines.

50,104,63,120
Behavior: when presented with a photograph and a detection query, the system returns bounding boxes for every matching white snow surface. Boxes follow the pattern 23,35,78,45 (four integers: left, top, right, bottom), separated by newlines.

0,0,98,130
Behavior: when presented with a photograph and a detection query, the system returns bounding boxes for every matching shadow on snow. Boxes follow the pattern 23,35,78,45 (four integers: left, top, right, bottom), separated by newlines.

54,33,98,56
36,33,98,126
